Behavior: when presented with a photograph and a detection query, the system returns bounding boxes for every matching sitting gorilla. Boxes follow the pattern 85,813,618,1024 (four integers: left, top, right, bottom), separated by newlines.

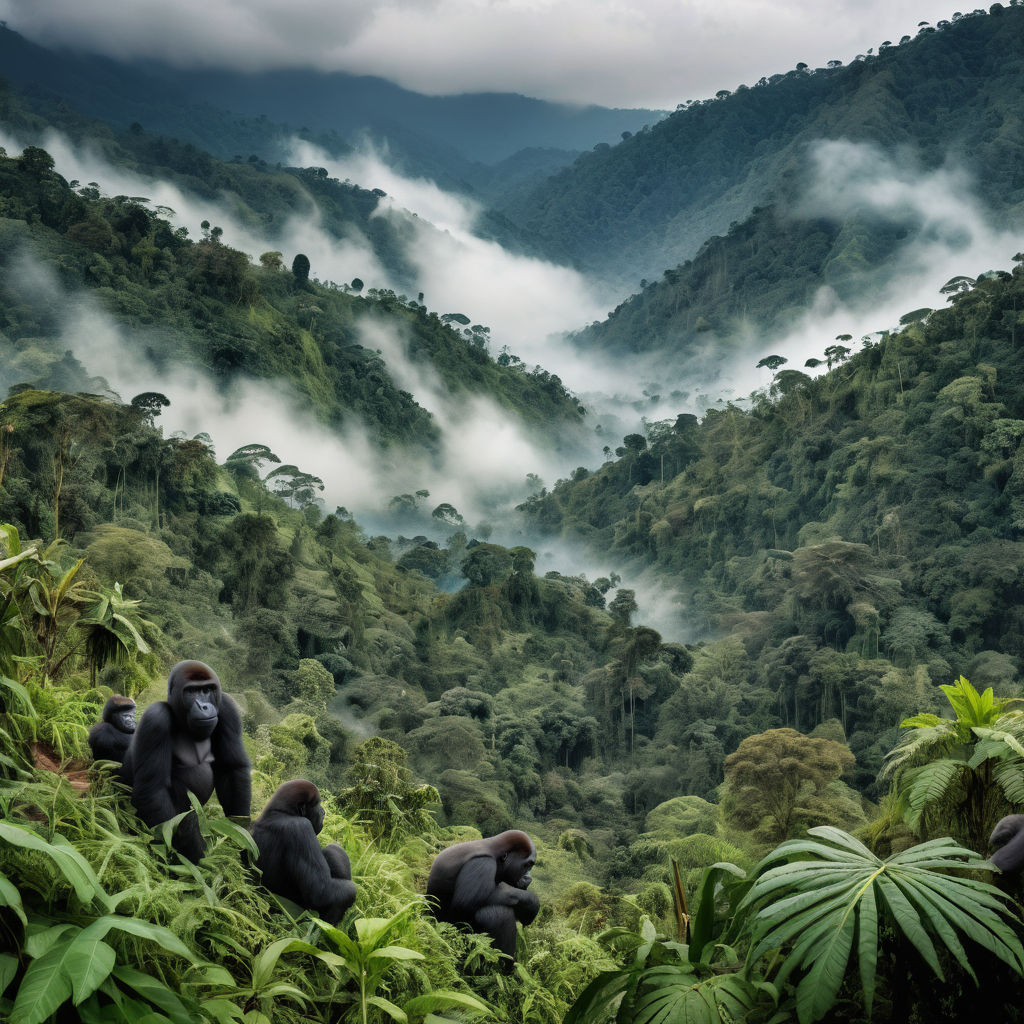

990,814,1024,876
426,830,539,972
88,695,136,764
122,661,250,863
251,779,356,923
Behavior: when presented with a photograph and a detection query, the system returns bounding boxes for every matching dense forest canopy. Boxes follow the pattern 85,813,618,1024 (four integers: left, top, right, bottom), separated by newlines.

5,5,1024,1023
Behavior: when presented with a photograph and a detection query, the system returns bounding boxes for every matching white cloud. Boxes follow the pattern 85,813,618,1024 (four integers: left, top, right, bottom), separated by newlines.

0,0,967,109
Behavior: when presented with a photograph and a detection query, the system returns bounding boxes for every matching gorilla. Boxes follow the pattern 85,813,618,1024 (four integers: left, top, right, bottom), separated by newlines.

88,695,136,764
122,661,250,863
426,830,539,972
990,814,1024,877
251,779,356,923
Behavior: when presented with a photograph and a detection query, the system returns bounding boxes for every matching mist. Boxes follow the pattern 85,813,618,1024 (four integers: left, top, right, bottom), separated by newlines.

656,139,1024,405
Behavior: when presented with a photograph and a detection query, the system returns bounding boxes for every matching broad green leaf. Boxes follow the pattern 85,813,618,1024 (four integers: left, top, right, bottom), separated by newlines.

402,990,490,1015
875,876,942,977
354,916,395,946
856,878,878,1013
206,817,259,857
64,934,116,1004
689,862,746,964
795,904,853,1024
10,940,74,1024
367,995,408,1023
368,945,424,962
252,936,302,989
24,923,76,960
0,952,19,996
0,823,109,910
200,997,246,1023
112,966,194,1024
191,965,235,987
78,916,193,959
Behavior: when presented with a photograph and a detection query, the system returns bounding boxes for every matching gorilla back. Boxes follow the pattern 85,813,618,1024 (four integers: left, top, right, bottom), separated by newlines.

123,661,251,862
252,779,356,923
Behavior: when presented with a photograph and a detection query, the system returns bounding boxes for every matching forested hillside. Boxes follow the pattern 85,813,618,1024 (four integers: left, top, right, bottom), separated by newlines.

523,257,1024,789
8,7,1024,1022
0,138,584,446
502,4,1024,286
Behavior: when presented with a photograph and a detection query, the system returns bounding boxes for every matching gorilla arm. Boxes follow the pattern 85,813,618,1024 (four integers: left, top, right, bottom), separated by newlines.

496,882,540,925
210,694,251,817
447,855,499,923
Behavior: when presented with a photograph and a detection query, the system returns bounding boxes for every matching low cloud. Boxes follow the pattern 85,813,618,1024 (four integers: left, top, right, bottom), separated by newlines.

687,139,1023,402
0,0,963,109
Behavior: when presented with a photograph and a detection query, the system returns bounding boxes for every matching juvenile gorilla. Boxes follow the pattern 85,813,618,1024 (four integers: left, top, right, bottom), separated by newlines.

122,661,250,862
251,779,356,923
426,830,538,972
88,695,136,764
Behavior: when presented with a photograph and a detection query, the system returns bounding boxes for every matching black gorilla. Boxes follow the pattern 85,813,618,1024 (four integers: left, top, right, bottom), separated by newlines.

990,814,1024,876
426,830,539,972
251,779,356,923
88,695,136,763
122,661,251,863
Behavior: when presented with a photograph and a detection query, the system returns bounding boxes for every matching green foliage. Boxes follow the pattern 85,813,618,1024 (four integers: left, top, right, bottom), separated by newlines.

741,827,1024,1024
300,909,491,1024
339,738,440,849
882,675,1024,848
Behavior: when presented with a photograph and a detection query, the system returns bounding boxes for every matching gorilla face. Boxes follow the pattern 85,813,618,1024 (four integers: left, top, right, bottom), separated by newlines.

302,792,326,834
183,681,219,739
168,661,222,740
115,705,137,733
501,843,535,890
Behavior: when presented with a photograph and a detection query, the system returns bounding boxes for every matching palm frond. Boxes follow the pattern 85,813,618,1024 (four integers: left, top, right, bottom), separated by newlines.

741,826,1024,1024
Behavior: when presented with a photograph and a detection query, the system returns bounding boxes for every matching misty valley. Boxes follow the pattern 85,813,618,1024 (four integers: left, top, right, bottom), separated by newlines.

4,5,1024,1023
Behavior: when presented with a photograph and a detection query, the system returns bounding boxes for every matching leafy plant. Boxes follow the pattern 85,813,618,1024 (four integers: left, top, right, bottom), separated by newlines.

882,675,1024,846
0,821,201,1024
563,917,780,1024
293,907,490,1024
740,825,1024,1024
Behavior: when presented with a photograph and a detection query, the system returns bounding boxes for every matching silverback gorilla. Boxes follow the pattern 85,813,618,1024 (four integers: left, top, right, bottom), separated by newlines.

990,814,1024,876
251,779,356,923
88,695,136,764
122,661,250,862
427,830,539,972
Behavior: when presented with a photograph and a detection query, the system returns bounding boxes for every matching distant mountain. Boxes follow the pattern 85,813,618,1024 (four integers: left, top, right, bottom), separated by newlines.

500,6,1024,289
0,26,663,186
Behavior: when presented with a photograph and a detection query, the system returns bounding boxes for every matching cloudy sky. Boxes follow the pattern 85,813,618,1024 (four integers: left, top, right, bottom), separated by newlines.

0,0,965,109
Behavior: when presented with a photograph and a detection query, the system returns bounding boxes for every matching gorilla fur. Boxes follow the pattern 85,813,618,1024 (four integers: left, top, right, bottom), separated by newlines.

426,829,539,971
122,660,250,862
251,779,356,923
990,814,1024,876
88,695,136,764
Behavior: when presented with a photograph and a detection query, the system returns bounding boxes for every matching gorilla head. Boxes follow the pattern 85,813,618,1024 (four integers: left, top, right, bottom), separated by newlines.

496,830,535,890
261,779,327,833
88,695,137,763
105,695,136,734
168,660,221,740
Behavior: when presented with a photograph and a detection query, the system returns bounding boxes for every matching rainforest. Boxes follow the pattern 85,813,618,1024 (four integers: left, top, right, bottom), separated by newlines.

4,4,1024,1023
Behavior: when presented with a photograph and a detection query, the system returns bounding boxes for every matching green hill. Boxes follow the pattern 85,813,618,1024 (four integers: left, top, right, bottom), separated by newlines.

501,6,1024,288
0,137,586,446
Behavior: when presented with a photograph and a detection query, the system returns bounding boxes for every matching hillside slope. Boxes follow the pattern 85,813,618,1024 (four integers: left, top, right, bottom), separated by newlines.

501,6,1024,288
